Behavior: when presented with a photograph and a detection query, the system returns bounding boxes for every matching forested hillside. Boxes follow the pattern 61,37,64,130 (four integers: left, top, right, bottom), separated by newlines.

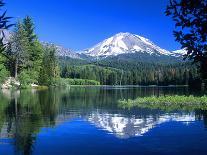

60,57,199,86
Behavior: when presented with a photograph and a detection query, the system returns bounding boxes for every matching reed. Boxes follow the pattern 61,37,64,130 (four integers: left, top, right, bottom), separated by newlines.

119,95,207,111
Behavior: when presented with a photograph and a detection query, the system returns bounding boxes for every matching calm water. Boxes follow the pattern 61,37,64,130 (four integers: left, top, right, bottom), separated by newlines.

0,86,207,155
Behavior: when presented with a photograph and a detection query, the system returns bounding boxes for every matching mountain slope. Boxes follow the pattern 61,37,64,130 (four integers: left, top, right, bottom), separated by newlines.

83,32,178,58
42,42,83,59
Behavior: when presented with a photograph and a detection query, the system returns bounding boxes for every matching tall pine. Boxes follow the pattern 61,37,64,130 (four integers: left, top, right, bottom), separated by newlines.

8,21,30,78
39,45,60,86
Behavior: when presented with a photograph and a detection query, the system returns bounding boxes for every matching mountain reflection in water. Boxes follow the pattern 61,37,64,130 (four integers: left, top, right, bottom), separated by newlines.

0,86,207,155
86,112,195,138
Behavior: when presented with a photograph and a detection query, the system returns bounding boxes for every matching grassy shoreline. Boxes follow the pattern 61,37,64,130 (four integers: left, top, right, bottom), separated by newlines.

119,95,207,111
1,81,190,90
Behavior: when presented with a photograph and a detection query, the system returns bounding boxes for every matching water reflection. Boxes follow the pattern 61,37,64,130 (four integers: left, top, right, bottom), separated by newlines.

0,86,206,154
86,112,195,138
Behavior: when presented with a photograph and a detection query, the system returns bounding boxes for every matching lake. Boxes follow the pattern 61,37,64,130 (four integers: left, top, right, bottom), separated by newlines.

0,86,207,155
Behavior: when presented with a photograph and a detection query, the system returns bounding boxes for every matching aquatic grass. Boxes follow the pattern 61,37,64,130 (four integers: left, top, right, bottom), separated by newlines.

119,95,207,111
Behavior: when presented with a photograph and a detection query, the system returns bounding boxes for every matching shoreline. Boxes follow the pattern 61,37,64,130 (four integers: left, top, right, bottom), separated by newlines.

0,84,189,90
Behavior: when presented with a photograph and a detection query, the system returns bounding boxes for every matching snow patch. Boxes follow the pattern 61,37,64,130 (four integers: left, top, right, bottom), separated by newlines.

116,40,128,50
133,45,143,51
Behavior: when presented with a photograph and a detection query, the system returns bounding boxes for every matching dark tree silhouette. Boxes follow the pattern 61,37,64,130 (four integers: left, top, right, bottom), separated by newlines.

165,0,207,84
0,0,13,52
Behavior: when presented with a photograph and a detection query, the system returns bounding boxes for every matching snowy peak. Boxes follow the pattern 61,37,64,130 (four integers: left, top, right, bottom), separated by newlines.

84,32,173,57
41,32,185,60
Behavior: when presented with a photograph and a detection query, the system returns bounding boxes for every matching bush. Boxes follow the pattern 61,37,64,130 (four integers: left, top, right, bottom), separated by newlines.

18,71,34,88
50,78,69,87
51,78,100,87
67,78,100,85
0,64,9,84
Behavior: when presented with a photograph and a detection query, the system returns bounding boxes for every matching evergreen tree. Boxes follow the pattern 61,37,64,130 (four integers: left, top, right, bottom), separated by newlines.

39,45,60,85
0,0,13,82
23,16,37,43
22,16,43,82
1,16,44,86
0,54,8,83
8,21,30,78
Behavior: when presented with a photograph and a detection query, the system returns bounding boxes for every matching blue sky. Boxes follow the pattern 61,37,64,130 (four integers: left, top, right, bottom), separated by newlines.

6,0,181,51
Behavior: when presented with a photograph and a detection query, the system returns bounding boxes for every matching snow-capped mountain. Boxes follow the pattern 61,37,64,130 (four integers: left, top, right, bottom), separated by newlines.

41,32,186,62
84,32,177,58
2,30,186,61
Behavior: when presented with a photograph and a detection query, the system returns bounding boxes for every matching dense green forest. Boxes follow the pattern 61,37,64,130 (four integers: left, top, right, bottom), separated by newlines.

60,57,200,86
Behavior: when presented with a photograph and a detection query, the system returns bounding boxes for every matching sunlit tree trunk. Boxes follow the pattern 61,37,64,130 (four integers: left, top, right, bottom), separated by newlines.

14,59,18,79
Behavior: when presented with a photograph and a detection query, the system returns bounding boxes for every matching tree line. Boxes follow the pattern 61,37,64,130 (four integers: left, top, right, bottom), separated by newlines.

60,60,199,86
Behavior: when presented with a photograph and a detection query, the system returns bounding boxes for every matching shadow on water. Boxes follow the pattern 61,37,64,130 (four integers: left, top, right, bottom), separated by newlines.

0,86,207,154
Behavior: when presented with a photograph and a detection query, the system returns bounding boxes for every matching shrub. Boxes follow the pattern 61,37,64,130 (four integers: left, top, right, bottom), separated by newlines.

18,71,34,88
50,78,100,87
0,64,9,84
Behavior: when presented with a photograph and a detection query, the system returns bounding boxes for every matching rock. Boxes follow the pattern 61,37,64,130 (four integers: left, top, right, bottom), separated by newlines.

1,77,41,89
31,83,39,87
1,77,20,89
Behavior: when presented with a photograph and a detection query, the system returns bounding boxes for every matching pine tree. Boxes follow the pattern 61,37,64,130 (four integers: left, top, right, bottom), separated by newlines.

39,45,60,85
23,16,37,43
9,21,30,78
0,0,13,82
10,16,43,85
22,16,43,74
